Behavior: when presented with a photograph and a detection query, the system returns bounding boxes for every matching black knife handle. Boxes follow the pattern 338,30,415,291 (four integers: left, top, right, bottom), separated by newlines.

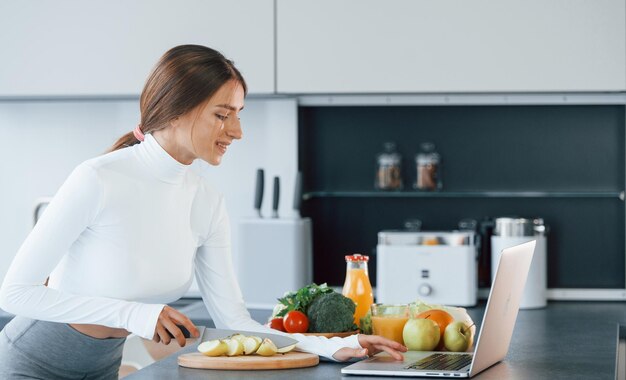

167,324,191,339
255,169,264,217
293,171,303,213
272,176,280,218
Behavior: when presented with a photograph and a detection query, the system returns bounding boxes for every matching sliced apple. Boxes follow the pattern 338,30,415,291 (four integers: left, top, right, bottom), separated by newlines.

229,334,246,343
242,336,261,355
255,338,278,356
224,338,244,356
198,339,228,357
276,343,297,354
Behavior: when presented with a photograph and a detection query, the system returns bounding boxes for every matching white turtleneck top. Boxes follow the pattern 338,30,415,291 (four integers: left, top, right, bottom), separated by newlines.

0,133,361,360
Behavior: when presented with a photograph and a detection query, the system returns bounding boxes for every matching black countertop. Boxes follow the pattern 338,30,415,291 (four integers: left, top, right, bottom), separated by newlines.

124,301,626,380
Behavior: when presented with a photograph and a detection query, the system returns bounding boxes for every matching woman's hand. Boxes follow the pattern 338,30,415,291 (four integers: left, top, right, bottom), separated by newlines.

333,334,408,362
152,306,200,347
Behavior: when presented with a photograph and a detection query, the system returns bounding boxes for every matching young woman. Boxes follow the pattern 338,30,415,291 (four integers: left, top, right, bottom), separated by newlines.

0,45,406,379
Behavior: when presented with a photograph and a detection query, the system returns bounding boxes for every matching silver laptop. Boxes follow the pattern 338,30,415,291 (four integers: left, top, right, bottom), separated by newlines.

342,240,536,378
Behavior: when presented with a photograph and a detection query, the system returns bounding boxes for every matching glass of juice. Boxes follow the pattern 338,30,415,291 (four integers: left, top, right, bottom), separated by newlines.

370,304,409,344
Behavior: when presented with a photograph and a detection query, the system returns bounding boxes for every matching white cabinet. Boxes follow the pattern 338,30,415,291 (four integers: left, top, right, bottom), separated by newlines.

277,0,626,93
0,0,274,97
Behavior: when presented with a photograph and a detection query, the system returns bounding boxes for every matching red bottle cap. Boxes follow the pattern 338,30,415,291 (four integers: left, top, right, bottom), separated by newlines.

345,254,369,262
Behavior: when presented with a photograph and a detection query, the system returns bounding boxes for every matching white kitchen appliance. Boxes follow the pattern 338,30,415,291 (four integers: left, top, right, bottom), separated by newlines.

491,217,547,309
376,230,478,307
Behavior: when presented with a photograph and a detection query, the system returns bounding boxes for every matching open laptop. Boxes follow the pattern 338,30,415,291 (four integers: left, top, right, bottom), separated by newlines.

342,240,536,378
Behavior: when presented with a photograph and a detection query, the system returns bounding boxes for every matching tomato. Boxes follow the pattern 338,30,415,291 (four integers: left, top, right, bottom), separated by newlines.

268,317,286,332
283,310,309,333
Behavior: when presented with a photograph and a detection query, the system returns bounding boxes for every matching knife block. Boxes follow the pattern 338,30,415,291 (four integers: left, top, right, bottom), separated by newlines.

237,218,312,309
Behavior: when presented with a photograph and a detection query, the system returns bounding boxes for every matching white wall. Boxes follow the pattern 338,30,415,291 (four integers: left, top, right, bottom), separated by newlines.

0,97,298,296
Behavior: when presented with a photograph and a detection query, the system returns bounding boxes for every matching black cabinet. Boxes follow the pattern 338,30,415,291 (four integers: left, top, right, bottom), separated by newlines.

298,104,625,290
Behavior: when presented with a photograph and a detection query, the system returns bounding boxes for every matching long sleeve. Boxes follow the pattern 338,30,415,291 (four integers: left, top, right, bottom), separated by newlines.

194,196,362,361
0,163,165,340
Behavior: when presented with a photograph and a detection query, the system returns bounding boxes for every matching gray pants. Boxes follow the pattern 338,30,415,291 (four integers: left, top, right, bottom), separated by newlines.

0,316,126,380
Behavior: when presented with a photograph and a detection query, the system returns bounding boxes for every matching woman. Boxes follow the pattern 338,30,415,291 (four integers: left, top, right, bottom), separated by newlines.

0,45,406,379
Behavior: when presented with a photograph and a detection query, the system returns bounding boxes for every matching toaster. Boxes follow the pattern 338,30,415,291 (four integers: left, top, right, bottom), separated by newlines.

376,230,478,307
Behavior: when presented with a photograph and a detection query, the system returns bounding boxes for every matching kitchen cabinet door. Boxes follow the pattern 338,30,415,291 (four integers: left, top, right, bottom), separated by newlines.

277,0,626,93
0,0,274,97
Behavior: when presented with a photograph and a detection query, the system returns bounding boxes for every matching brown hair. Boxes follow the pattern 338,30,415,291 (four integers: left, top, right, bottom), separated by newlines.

108,45,247,152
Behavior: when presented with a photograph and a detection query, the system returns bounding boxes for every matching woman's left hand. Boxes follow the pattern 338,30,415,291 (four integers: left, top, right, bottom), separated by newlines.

333,334,407,362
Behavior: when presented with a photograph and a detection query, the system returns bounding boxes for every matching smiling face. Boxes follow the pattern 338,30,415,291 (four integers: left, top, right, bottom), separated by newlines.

191,80,245,165
156,79,245,166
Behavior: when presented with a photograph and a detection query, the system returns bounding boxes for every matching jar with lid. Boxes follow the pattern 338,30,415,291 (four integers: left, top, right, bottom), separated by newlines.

375,142,403,190
342,254,374,328
414,142,442,191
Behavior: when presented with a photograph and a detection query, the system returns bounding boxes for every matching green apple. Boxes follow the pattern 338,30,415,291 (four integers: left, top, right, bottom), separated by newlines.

256,338,278,356
229,333,246,343
402,318,440,351
242,336,261,355
198,339,228,357
224,338,244,356
443,321,472,352
276,343,297,353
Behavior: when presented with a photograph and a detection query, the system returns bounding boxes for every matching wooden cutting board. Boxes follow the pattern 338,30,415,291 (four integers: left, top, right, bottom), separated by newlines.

178,351,319,370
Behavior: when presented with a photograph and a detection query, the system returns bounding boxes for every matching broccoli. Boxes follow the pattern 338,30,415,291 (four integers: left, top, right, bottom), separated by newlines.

306,292,356,333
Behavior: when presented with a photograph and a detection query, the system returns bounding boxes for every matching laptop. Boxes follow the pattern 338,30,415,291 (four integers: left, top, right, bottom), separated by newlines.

342,240,536,378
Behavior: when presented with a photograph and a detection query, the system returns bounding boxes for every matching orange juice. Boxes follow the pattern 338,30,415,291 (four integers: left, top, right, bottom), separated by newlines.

342,255,374,327
371,315,409,344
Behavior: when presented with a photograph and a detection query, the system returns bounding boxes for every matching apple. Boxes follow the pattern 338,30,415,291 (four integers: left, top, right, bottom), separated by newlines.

402,318,440,351
198,339,228,357
242,336,261,355
443,321,472,352
230,333,246,343
276,343,297,353
224,338,244,356
256,338,278,356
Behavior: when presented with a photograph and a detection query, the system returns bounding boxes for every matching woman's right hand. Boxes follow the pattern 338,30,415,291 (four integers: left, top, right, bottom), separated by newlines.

152,305,200,347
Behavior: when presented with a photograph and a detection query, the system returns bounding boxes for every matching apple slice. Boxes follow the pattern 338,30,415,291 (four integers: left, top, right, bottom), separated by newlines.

242,336,261,355
276,343,297,354
198,339,228,357
224,338,244,356
229,334,246,343
255,338,278,356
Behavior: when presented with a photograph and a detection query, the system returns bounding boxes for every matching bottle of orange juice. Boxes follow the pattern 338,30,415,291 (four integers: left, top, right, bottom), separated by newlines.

342,254,374,327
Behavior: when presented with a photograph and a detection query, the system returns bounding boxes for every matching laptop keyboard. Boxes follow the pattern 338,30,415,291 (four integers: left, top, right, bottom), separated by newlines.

407,353,472,371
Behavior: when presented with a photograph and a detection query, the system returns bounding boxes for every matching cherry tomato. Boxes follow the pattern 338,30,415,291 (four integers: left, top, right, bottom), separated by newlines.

283,310,309,333
268,317,286,332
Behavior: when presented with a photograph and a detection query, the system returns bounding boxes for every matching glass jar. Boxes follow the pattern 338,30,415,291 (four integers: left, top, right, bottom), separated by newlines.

414,142,441,191
342,254,374,327
375,142,403,190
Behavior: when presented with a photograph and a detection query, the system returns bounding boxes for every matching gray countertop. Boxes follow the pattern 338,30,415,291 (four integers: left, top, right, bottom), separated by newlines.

124,301,626,380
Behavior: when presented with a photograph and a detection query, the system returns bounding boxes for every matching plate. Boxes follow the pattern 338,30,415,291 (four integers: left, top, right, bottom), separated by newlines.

301,330,359,338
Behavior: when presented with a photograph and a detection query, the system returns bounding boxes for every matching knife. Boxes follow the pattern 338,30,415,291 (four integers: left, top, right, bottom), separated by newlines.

200,328,298,350
272,176,280,218
293,171,303,217
254,169,264,218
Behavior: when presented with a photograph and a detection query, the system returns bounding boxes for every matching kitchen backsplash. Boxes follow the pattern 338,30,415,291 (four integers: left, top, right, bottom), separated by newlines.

0,98,299,300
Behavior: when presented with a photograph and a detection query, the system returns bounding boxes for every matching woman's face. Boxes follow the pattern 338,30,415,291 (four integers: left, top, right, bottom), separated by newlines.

174,80,245,166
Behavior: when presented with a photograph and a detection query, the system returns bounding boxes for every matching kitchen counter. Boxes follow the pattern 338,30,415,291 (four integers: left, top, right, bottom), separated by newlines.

125,301,626,380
